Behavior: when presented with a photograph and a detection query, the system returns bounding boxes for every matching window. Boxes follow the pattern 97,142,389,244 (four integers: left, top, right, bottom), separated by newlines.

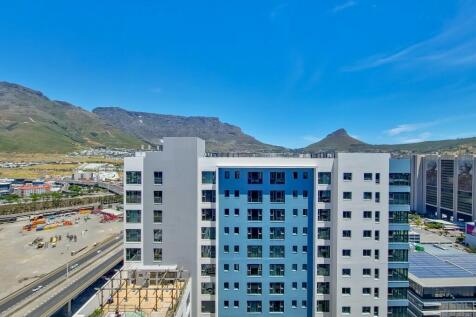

292,208,298,216
201,301,215,313
126,190,141,204
234,208,240,216
270,227,285,240
363,287,371,295
302,209,308,216
247,283,262,295
302,227,308,235
342,268,351,276
318,227,330,240
342,306,351,314
316,282,329,294
224,245,229,253
224,264,229,271
154,171,163,185
303,171,309,179
126,210,141,223
224,171,230,179
269,301,284,313
389,210,408,223
342,230,352,238
154,191,163,204
224,190,230,198
343,210,352,219
375,192,380,203
301,300,307,308
269,282,284,294
224,208,229,216
342,287,351,295
224,227,229,234
342,249,351,257
292,227,298,235
376,173,380,184
363,211,372,219
317,264,330,276
201,208,215,221
153,248,162,261
125,248,141,261
316,300,329,313
363,230,372,238
389,192,410,205
126,229,141,242
202,190,215,202
248,190,262,203
234,264,239,271
363,268,371,276
374,268,380,279
318,172,331,185
293,190,298,198
153,210,162,223
201,245,216,258
247,227,262,239
154,229,162,242
292,264,298,271
292,245,298,253
247,245,262,258
318,190,331,203
234,190,240,198
364,173,373,181
126,171,141,184
270,190,285,203
201,264,215,276
247,301,262,313
343,192,352,200
292,300,297,308
233,301,239,308
248,171,263,184
269,245,285,258
374,306,379,316
303,190,308,198
247,264,262,276
248,209,262,221
375,211,380,222
375,230,380,241
318,246,330,258
269,264,285,276
234,226,239,234
343,172,352,181
362,307,371,314
317,209,331,221
270,209,285,221
201,171,215,184
363,192,372,200
234,171,240,179
292,171,298,179
234,245,239,253
389,230,408,242
270,171,285,184
363,249,371,257
389,173,410,186
223,282,229,290
201,227,216,240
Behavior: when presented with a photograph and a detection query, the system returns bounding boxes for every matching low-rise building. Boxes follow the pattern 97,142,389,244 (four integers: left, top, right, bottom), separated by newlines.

13,183,51,197
408,244,476,317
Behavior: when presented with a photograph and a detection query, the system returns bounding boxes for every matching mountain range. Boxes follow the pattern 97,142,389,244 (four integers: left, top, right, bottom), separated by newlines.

1,81,476,155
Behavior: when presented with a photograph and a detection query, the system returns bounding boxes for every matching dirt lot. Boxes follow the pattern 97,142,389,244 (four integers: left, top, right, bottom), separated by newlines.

0,213,122,299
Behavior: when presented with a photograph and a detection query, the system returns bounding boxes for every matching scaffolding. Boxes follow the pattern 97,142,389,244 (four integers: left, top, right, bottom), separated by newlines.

96,268,189,317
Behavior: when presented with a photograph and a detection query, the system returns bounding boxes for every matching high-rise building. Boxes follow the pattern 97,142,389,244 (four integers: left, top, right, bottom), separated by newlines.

123,137,410,317
410,155,476,222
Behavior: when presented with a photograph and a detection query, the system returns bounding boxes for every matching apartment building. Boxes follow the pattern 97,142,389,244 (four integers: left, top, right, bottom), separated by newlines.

411,155,476,222
123,137,410,317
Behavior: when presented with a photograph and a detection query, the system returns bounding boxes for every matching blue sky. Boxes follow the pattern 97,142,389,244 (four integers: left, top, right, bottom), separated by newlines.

1,0,476,148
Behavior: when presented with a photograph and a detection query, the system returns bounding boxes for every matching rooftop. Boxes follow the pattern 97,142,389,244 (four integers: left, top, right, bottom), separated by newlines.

409,244,476,287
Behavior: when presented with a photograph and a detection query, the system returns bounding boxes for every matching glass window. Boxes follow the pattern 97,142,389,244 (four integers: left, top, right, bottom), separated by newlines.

247,227,262,239
318,190,331,203
343,192,352,200
153,229,162,242
363,192,372,200
389,192,410,205
154,191,163,204
234,171,240,179
247,301,262,313
343,210,352,218
201,264,216,276
389,173,410,186
343,172,352,181
154,171,163,185
269,264,285,276
269,283,284,294
201,245,216,258
247,245,262,258
248,190,262,203
342,230,351,238
201,301,215,313
201,208,216,221
270,190,285,203
364,173,373,181
318,172,331,185
126,190,141,204
247,283,262,295
318,227,331,240
270,227,285,240
153,210,162,223
125,248,141,261
247,264,262,276
269,301,284,313
318,209,330,221
363,211,372,219
201,171,216,184
201,227,216,240
202,190,216,202
316,300,329,312
126,171,141,184
270,209,285,221
248,171,263,184
153,248,162,261
318,246,330,258
269,245,285,257
247,209,262,221
317,264,330,276
125,229,141,242
126,210,141,223
270,171,285,184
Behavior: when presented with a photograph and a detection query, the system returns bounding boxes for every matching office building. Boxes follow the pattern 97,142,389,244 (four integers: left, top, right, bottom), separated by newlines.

410,155,476,222
408,244,476,317
123,137,410,317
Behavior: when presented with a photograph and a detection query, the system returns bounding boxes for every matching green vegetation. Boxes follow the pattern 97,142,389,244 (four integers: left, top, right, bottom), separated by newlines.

425,222,444,230
88,308,103,317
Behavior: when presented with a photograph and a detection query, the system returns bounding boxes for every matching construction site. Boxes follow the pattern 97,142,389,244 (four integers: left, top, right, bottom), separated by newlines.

0,207,123,299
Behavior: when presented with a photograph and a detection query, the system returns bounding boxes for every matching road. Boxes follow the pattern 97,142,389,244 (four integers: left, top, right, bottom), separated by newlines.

32,249,123,317
0,234,122,315
63,179,124,195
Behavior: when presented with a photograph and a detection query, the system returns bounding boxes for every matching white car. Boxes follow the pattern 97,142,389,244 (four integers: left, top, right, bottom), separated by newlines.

32,285,43,292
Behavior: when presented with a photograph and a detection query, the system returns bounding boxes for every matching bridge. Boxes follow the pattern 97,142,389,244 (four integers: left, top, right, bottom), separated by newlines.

0,234,123,317
62,179,124,195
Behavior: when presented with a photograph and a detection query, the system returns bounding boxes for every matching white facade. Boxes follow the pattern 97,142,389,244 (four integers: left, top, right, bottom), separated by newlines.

124,137,395,317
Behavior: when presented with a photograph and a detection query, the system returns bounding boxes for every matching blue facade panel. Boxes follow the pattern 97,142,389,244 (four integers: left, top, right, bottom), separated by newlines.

217,168,314,317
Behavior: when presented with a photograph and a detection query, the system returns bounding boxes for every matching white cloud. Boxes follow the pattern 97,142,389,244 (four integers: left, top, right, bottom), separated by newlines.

343,1,476,71
332,1,357,13
386,122,434,136
401,132,432,143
